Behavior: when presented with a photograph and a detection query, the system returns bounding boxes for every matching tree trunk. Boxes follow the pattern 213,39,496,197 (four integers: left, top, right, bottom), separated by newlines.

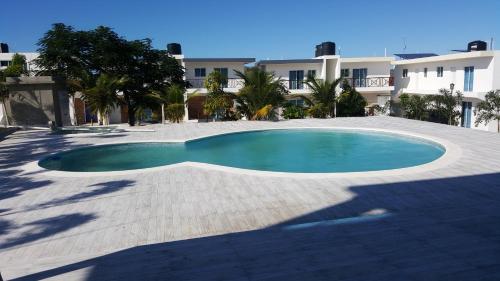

127,102,136,126
497,119,499,133
1,101,9,128
70,95,77,126
161,103,165,124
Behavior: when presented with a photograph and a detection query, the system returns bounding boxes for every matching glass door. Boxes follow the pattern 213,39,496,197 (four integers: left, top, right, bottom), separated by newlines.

353,68,367,87
289,70,304,89
464,66,474,92
214,68,229,87
461,101,472,128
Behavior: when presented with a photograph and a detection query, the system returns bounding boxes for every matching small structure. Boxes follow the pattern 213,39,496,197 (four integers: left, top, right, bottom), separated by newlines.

4,76,71,127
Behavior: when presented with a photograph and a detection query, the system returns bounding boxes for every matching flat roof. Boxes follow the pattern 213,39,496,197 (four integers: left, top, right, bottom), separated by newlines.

340,57,394,63
394,53,438,60
392,51,498,65
257,59,323,65
183,58,255,63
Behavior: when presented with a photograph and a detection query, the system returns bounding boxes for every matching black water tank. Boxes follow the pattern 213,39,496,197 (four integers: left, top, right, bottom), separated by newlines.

315,44,322,57
167,43,182,55
468,40,487,52
321,42,336,56
0,43,9,53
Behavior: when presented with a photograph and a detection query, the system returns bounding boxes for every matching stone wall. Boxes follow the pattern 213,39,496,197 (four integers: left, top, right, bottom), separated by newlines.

5,76,71,127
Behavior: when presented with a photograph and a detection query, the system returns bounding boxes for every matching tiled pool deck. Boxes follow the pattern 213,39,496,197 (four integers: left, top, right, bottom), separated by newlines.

1,116,500,280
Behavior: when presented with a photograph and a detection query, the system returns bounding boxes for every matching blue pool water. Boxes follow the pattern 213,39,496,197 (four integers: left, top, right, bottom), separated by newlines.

39,129,445,173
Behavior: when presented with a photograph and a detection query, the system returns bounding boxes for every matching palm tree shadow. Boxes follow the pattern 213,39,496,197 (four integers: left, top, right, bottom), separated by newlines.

9,172,500,280
0,213,96,251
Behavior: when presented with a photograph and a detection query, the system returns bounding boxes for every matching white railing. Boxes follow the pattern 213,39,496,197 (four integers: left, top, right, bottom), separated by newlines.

187,78,244,89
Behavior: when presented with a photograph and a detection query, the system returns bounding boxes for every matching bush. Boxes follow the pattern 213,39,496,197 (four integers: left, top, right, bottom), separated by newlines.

337,90,367,117
282,104,306,119
165,103,185,123
307,104,328,118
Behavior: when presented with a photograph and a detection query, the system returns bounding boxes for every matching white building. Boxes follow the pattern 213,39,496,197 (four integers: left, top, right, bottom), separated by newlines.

0,52,39,75
172,55,255,120
3,41,500,131
392,50,500,132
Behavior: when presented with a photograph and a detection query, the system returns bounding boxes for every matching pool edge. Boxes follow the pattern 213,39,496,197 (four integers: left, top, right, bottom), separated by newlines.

22,126,462,178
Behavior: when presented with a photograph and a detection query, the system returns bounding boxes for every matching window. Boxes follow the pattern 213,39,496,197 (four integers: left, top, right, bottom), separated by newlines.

307,70,316,79
288,99,304,107
194,68,206,77
353,68,367,87
424,68,428,78
437,67,443,77
464,66,474,92
341,68,349,77
402,69,408,78
214,68,229,87
0,60,10,67
289,70,304,89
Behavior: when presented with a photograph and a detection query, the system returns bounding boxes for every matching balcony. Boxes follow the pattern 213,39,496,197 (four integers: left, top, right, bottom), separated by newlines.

342,77,394,88
187,78,244,89
281,80,315,91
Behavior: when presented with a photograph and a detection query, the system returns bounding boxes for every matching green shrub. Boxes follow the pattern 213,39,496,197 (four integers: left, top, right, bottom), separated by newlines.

307,104,328,118
282,104,306,119
166,103,185,123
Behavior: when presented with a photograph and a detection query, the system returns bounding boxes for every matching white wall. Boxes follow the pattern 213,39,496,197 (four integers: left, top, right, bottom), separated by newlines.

339,61,392,78
263,63,324,80
184,61,248,81
493,53,500,90
392,52,500,132
0,52,39,74
393,56,494,96
109,105,122,124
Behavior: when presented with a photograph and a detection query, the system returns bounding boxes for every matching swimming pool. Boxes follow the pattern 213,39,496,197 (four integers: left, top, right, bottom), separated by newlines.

38,129,445,173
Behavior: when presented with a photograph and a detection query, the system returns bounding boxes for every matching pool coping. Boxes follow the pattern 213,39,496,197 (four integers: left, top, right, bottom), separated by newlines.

21,126,462,179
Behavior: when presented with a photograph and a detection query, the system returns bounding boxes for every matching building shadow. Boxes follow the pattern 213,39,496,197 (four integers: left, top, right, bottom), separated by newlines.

9,172,500,281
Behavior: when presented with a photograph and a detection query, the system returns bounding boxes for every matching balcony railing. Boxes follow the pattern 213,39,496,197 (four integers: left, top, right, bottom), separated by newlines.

187,78,244,89
187,76,394,91
342,77,394,88
281,80,314,91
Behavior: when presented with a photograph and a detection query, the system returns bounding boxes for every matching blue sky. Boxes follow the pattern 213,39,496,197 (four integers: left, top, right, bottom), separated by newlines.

1,0,499,60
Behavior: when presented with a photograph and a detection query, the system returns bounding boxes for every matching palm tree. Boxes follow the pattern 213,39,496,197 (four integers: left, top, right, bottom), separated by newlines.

336,82,368,117
81,74,125,125
398,93,430,120
234,67,287,120
301,77,343,118
475,90,500,132
203,71,233,120
429,88,463,125
164,84,186,123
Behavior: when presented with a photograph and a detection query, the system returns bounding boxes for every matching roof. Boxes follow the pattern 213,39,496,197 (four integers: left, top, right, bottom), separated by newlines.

394,53,438,60
257,59,323,65
183,58,255,63
392,51,498,65
340,57,394,63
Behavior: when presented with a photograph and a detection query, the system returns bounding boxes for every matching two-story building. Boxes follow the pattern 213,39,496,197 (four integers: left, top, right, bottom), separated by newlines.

174,55,255,120
392,44,500,132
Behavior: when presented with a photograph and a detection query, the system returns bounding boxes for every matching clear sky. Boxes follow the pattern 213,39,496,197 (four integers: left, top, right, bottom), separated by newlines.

1,0,499,60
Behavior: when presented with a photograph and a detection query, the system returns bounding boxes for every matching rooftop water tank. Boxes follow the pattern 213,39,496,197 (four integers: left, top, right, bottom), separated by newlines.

167,43,182,55
321,42,336,56
315,42,336,57
468,40,487,52
315,44,322,57
0,43,9,53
